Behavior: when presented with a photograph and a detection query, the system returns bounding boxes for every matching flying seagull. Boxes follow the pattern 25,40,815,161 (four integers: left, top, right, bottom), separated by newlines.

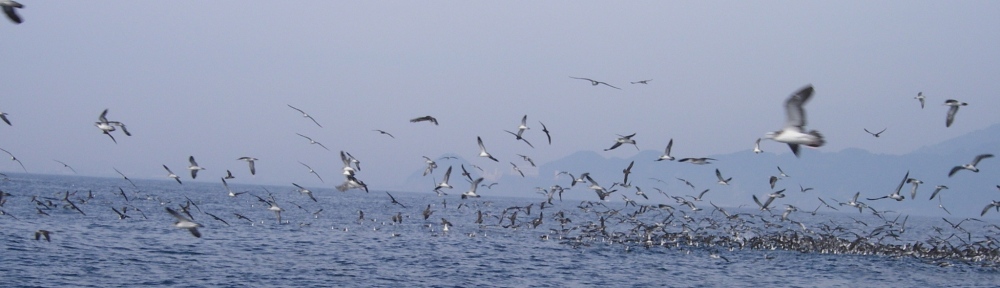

944,99,968,127
0,111,10,126
112,167,136,188
237,157,257,175
373,129,395,138
287,104,323,127
476,136,499,162
434,166,454,193
630,79,652,84
605,133,638,151
54,160,76,174
678,158,715,165
296,133,330,151
914,92,925,109
386,192,407,208
569,76,621,90
504,129,534,148
864,128,887,138
948,154,993,177
224,170,235,179
165,207,202,238
462,177,485,199
753,138,763,154
539,121,552,145
764,85,825,157
1,0,23,24
292,183,317,202
162,165,182,184
656,139,675,161
715,169,732,185
867,171,909,201
187,156,205,179
410,115,438,125
298,161,324,183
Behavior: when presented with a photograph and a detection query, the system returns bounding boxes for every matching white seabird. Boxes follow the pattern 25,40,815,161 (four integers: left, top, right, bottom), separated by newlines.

476,136,499,162
237,157,257,175
163,164,182,184
462,177,484,199
656,138,675,161
287,104,323,127
763,85,825,157
948,154,993,177
166,207,202,238
187,156,205,179
944,99,968,127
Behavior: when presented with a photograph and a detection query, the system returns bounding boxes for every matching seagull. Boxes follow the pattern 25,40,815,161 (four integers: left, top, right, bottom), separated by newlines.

462,177,484,199
34,230,51,241
678,158,715,165
510,162,525,177
621,161,634,184
298,161,324,183
867,171,909,202
906,178,923,200
386,192,407,208
605,133,638,151
982,200,1000,216
476,136,499,162
687,189,711,201
752,194,776,211
434,166,454,192
0,111,10,126
113,167,136,188
504,129,534,148
753,138,763,154
287,104,323,127
237,157,257,175
410,115,438,125
1,0,23,24
221,177,245,197
335,175,369,193
516,115,530,131
165,207,202,238
265,197,284,224
187,156,205,179
163,165,182,184
914,92,925,109
0,148,25,172
422,156,437,176
944,99,968,127
769,176,779,189
539,121,552,145
340,151,361,175
94,109,119,143
54,160,76,174
763,85,825,157
928,185,949,201
948,154,993,177
292,183,317,202
373,129,395,138
516,154,536,167
630,79,652,84
715,169,732,185
585,175,616,201
777,166,789,178
656,139,675,161
864,128,887,138
569,76,621,90
296,133,330,151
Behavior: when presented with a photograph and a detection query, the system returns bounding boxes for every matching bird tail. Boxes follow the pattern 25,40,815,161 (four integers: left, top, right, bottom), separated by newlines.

807,130,825,147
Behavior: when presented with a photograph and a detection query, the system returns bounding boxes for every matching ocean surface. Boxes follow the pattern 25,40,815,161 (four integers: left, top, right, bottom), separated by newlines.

2,174,1000,287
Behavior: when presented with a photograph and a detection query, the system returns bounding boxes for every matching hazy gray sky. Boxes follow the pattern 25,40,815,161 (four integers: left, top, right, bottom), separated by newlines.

0,1,998,190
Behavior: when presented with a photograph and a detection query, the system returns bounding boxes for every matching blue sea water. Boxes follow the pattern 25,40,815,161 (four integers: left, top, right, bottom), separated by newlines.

2,174,1000,287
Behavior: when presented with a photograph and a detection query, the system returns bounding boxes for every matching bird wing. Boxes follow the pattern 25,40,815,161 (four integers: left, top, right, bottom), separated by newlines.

784,85,814,129
946,105,959,127
972,154,994,166
948,166,962,177
4,6,21,24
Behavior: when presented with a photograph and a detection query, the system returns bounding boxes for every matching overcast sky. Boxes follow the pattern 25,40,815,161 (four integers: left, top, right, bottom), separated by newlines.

0,1,998,191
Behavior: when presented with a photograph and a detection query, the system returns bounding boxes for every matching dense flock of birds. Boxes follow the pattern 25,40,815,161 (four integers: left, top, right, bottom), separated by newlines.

2,5,999,267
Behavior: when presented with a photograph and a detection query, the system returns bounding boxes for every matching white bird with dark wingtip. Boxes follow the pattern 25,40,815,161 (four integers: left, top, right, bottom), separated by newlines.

187,156,205,179
476,136,499,162
928,185,949,200
341,151,357,176
298,161,324,183
656,139,675,161
237,157,257,175
462,177,484,199
604,133,638,151
678,157,715,165
435,166,454,193
569,76,621,90
296,133,330,151
867,171,909,202
166,207,202,238
949,154,993,177
292,183,317,202
944,99,968,128
753,138,763,154
914,92,925,109
163,165,182,184
763,85,825,157
287,104,323,127
715,169,732,185
422,156,437,176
